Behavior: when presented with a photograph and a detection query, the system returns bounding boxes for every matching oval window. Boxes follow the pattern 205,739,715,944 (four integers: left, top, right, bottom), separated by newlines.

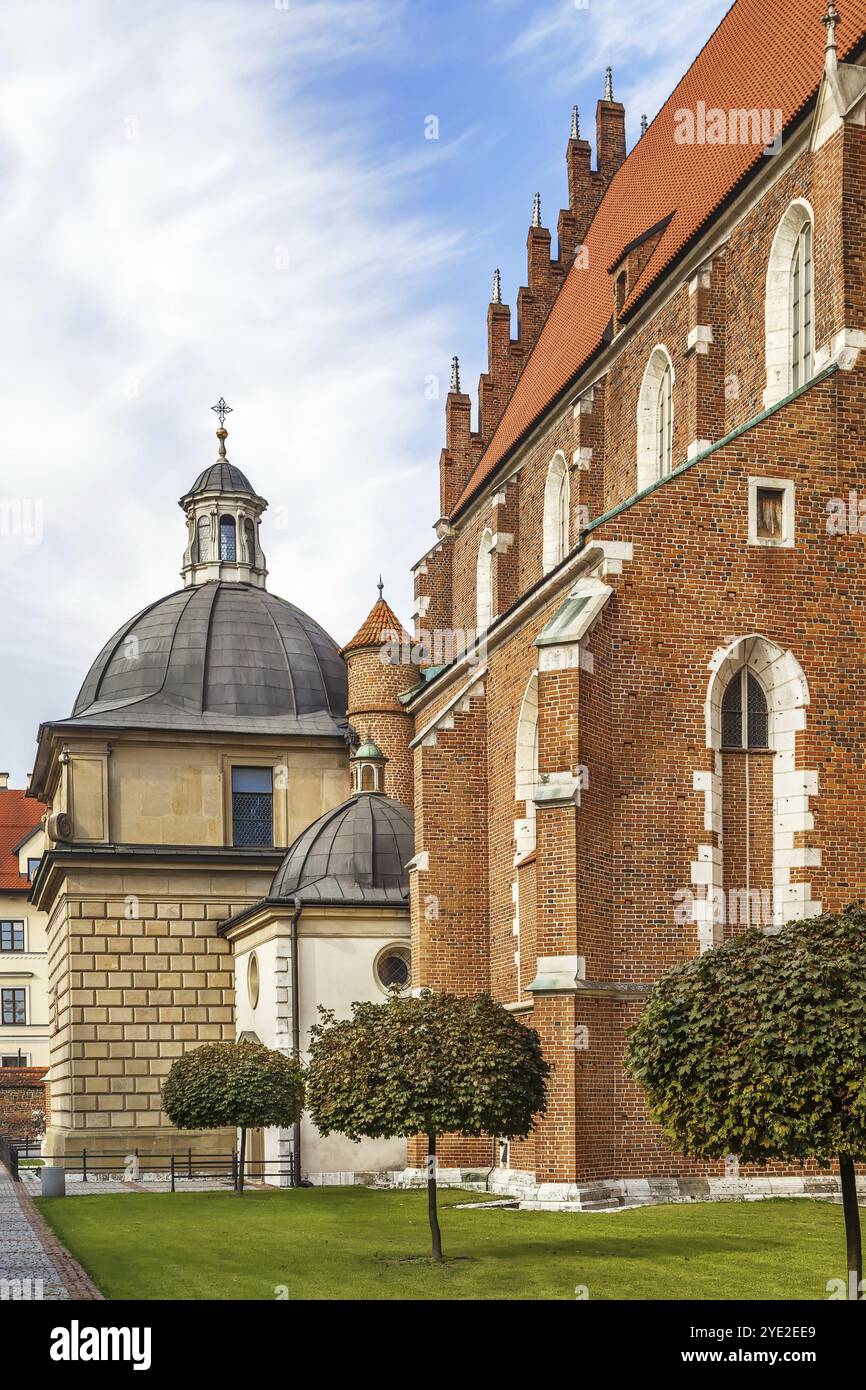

247,952,260,1009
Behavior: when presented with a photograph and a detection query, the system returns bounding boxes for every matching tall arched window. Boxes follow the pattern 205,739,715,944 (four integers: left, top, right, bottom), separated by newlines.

476,529,494,632
721,668,769,749
244,518,256,565
515,673,539,859
219,515,237,561
542,453,570,574
765,200,815,406
196,516,211,563
637,346,675,491
790,219,813,391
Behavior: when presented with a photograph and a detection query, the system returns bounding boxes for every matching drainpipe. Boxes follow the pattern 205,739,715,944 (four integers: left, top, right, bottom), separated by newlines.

291,897,303,1188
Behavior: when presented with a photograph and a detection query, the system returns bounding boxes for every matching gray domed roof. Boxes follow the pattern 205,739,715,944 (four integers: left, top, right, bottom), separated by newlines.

271,793,413,906
184,459,256,497
69,582,348,737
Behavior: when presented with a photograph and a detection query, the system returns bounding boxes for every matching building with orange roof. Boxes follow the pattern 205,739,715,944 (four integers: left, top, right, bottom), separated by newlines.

397,0,866,1196
0,775,48,1068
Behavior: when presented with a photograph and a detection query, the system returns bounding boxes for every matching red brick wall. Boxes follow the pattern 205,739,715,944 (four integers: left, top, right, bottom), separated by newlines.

0,1068,47,1140
407,116,866,1184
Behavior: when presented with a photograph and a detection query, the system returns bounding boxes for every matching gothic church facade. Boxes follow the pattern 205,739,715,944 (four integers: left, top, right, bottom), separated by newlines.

402,0,866,1185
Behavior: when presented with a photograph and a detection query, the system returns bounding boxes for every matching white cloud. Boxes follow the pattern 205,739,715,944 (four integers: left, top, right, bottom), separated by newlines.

0,0,461,783
500,0,730,135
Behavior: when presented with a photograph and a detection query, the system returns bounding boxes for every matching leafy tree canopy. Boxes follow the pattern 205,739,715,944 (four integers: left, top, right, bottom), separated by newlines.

306,991,550,1142
626,904,866,1165
161,1040,304,1132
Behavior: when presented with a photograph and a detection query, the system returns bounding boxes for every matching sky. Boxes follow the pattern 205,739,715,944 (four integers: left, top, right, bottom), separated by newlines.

0,0,731,786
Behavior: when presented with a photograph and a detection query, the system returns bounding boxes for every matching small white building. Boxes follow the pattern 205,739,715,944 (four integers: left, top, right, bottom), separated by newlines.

0,778,48,1069
221,741,412,1184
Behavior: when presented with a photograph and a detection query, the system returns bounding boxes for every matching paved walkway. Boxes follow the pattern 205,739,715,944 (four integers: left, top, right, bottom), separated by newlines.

0,1166,102,1300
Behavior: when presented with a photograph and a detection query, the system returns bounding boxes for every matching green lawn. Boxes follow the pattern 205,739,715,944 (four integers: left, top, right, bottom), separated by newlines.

36,1188,849,1301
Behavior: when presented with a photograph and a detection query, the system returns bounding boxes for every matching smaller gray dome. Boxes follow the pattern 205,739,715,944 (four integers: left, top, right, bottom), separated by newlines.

185,460,256,497
271,793,413,906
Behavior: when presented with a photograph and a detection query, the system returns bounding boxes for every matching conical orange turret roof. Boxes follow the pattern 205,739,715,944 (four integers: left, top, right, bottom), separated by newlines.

342,581,412,655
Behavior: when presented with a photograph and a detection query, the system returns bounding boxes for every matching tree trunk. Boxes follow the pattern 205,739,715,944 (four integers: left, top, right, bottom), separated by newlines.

427,1132,443,1261
238,1126,247,1196
839,1154,862,1300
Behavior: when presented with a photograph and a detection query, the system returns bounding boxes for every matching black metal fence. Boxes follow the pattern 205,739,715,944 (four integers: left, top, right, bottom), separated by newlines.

19,1147,302,1191
0,1136,19,1181
0,1137,43,1180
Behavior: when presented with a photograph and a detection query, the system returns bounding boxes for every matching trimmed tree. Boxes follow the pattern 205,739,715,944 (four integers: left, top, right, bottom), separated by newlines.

626,905,866,1300
306,990,550,1260
161,1040,304,1193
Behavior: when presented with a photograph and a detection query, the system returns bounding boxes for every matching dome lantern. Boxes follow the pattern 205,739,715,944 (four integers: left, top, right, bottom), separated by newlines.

352,735,387,794
178,402,269,590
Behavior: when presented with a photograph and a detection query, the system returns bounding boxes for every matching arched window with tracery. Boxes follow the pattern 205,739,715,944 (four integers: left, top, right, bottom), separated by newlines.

719,662,773,934
637,346,675,491
790,218,813,391
721,668,769,749
765,200,815,406
542,453,570,574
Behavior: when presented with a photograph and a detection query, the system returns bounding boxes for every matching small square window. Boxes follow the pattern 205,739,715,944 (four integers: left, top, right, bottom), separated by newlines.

748,477,794,548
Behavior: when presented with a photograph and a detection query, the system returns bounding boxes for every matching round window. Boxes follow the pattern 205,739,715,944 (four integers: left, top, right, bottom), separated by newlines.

247,952,260,1009
375,946,410,992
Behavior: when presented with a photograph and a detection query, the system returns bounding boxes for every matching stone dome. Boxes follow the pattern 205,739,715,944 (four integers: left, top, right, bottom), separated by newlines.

70,582,348,737
270,792,413,905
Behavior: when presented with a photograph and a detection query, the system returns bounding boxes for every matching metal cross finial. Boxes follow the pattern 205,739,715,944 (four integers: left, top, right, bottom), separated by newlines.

571,104,580,140
450,355,461,392
492,268,502,304
211,397,232,428
532,191,542,228
604,66,614,101
377,575,384,599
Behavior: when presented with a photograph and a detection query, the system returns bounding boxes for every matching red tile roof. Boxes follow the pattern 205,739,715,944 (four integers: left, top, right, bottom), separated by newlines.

0,789,44,892
343,596,411,654
454,0,866,516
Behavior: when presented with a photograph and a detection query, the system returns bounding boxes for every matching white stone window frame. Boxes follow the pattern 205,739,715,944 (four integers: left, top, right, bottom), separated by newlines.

692,635,820,948
542,452,570,575
764,199,815,408
747,475,795,549
514,672,539,863
637,346,675,493
476,527,495,632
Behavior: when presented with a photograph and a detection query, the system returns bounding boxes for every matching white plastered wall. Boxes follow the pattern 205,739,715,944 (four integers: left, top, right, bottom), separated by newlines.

233,910,410,1183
